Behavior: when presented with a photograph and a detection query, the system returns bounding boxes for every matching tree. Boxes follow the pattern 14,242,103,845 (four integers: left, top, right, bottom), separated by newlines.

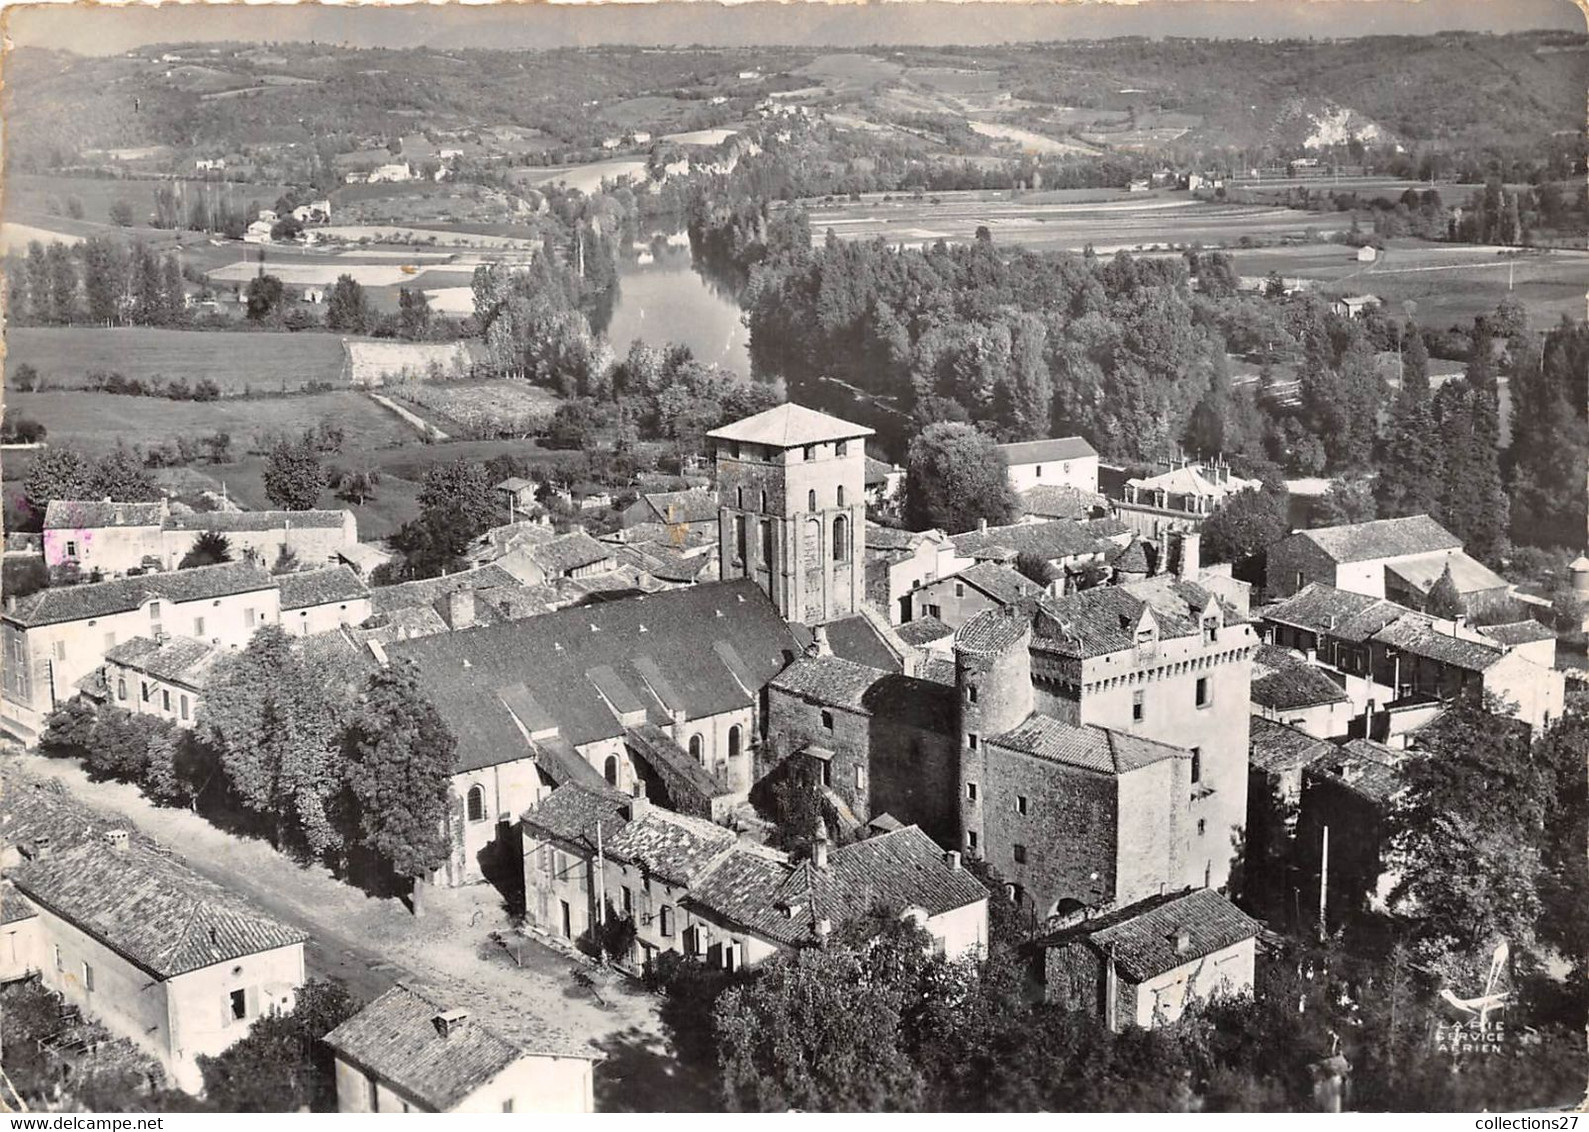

90,446,158,501
1200,487,1289,568
398,287,432,341
1014,549,1058,589
325,275,370,334
336,469,381,505
417,458,497,541
109,199,135,227
245,274,285,321
263,438,324,511
199,626,348,858
270,216,305,242
902,422,1019,534
179,531,232,570
341,659,457,914
1312,477,1377,527
22,445,93,512
1375,328,1443,519
1425,563,1465,619
196,980,362,1112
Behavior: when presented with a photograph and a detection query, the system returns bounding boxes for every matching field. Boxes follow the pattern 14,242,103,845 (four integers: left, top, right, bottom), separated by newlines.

5,173,296,228
5,327,351,393
510,160,650,195
966,122,1100,156
3,389,416,453
386,379,563,438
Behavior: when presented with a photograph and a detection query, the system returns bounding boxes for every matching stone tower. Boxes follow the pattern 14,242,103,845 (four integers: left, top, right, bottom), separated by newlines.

953,608,1034,859
709,403,873,625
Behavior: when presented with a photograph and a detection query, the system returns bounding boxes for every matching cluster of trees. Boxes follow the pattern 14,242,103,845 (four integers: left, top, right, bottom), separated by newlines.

260,421,350,510
22,444,158,516
41,639,457,902
6,238,185,327
76,368,222,401
382,457,500,581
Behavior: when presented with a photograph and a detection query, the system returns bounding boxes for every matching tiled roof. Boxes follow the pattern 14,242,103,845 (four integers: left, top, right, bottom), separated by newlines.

614,543,713,585
1253,664,1349,711
1043,888,1260,983
368,565,520,614
386,581,801,773
638,490,720,526
323,982,595,1111
165,509,349,532
104,635,223,687
951,519,1111,563
1112,538,1151,575
1,882,37,926
12,843,306,979
865,523,931,553
864,457,897,487
1019,485,1105,520
604,808,737,887
1248,716,1334,776
707,403,873,447
1306,739,1406,806
5,562,276,628
896,617,953,647
44,500,165,530
991,715,1185,774
1125,464,1261,499
779,826,988,928
1259,584,1403,642
686,845,809,945
528,531,615,576
624,723,726,801
955,608,1030,656
0,767,134,856
996,437,1098,464
496,477,535,493
957,561,1041,606
1384,551,1509,596
823,614,905,672
771,656,887,711
1480,620,1556,647
917,655,958,686
278,566,369,611
350,605,450,646
1296,515,1461,564
1372,614,1504,672
1032,577,1236,660
520,784,631,851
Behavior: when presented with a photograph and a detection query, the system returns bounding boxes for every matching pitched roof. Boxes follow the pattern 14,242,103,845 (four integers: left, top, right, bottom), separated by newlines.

0,767,134,857
44,500,166,530
1305,738,1406,806
103,635,224,687
1033,577,1238,660
1480,620,1557,647
996,437,1098,465
776,826,988,930
865,523,932,553
823,614,905,672
386,581,801,773
527,531,615,576
951,518,1114,563
896,617,953,648
991,715,1186,774
685,844,809,945
955,608,1030,656
864,457,897,487
1019,485,1106,521
637,490,719,526
368,564,520,615
955,561,1041,606
1294,515,1461,564
771,656,887,711
1252,662,1349,711
1126,463,1261,499
1384,551,1509,596
917,655,958,686
5,562,276,628
1248,716,1335,776
520,783,631,851
603,807,738,887
1259,583,1405,643
12,843,306,979
1042,888,1260,983
165,509,350,532
1371,614,1504,672
277,566,369,611
1,882,36,926
323,982,595,1111
707,403,873,448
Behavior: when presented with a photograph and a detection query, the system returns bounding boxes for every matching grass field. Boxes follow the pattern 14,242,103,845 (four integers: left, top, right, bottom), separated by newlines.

5,327,351,393
389,379,563,437
6,173,296,228
5,389,415,453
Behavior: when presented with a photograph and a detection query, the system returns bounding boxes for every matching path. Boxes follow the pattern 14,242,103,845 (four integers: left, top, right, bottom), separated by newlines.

6,752,668,1073
367,391,449,441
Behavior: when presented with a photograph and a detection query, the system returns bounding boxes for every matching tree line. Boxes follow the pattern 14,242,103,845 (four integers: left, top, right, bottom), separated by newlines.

6,238,185,327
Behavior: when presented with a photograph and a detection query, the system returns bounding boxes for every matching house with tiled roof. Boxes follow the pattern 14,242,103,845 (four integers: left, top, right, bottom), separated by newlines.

1114,458,1261,540
1296,738,1410,917
863,523,961,626
1039,887,1260,1030
1265,514,1510,612
101,635,224,728
10,837,306,1093
387,581,804,885
863,457,905,509
621,488,721,534
909,560,1044,630
997,436,1099,495
325,982,597,1113
1,562,279,741
43,500,167,577
277,565,372,636
1250,644,1351,738
506,531,618,587
1245,717,1335,912
1018,484,1108,523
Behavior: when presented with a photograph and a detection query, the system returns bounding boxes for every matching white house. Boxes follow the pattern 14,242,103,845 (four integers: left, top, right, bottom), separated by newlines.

10,837,306,1093
324,982,598,1113
997,437,1099,494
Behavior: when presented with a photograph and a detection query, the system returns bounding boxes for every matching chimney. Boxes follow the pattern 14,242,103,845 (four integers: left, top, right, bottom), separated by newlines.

445,588,476,632
812,624,832,657
977,518,988,533
628,781,650,821
31,835,51,861
1172,927,1191,955
104,829,129,851
1177,531,1200,579
944,850,962,871
812,835,830,870
432,1009,469,1039
815,917,832,939
4,595,15,613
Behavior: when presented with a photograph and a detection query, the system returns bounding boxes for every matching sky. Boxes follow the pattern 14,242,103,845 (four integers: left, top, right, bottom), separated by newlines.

5,0,1584,55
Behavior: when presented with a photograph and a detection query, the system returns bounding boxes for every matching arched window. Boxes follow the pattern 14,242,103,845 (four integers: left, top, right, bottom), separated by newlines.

832,515,849,562
808,517,823,560
736,487,744,509
604,755,619,787
116,678,127,702
728,725,742,759
689,734,704,762
466,784,486,823
760,490,768,513
808,489,817,512
837,485,845,508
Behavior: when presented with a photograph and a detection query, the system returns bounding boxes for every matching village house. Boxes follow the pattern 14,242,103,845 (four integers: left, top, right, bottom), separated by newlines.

277,566,372,636
1017,485,1109,524
1245,716,1336,911
1250,643,1353,737
949,516,1131,586
8,837,306,1093
101,636,224,728
495,477,540,518
1265,515,1507,610
42,501,167,578
324,982,597,1113
1039,887,1260,1030
386,580,804,886
1114,458,1262,541
620,488,720,540
1332,294,1381,319
1259,583,1565,735
909,561,1043,629
997,437,1100,495
864,457,906,510
1,562,280,741
1294,737,1410,922
864,524,963,626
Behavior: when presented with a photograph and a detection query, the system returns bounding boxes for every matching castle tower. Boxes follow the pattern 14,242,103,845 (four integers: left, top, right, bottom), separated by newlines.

709,403,873,625
953,609,1034,859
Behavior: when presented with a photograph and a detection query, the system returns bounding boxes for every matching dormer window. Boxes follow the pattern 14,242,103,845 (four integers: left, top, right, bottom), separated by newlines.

1202,616,1219,645
803,445,816,461
835,441,848,457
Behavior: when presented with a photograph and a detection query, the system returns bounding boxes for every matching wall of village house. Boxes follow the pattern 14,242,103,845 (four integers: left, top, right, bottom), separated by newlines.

766,690,872,824
163,523,355,571
455,1055,595,1113
927,897,988,960
912,576,1003,630
602,859,691,962
105,662,200,728
1296,771,1387,924
867,717,959,846
0,912,42,982
666,706,755,797
1256,698,1351,740
32,900,302,1093
522,834,601,944
1007,456,1098,495
452,756,546,886
336,1058,438,1113
685,907,786,969
1485,653,1564,732
1074,634,1252,893
956,630,1035,860
45,525,165,576
281,596,373,638
1123,938,1255,1029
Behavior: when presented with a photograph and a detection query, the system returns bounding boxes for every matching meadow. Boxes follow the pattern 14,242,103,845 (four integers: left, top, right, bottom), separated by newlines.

386,379,563,439
5,327,351,393
6,173,295,227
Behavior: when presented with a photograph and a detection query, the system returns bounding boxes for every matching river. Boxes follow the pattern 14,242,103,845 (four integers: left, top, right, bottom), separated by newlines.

593,233,751,377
